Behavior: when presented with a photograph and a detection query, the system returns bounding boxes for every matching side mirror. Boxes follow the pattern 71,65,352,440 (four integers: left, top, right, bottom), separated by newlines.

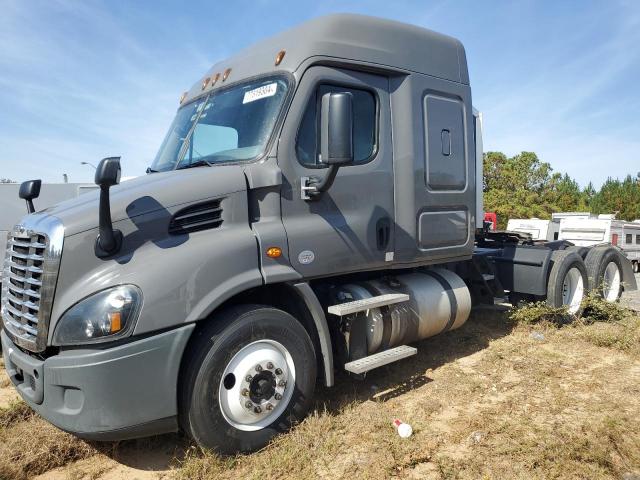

95,157,122,187
94,157,123,257
302,92,353,199
320,92,354,166
19,179,42,213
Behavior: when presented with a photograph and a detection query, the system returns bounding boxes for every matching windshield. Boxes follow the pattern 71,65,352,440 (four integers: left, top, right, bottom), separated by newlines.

151,77,289,171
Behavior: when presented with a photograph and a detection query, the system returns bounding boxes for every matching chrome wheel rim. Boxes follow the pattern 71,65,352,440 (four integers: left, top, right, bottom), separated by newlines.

562,267,584,314
218,339,295,431
602,261,621,302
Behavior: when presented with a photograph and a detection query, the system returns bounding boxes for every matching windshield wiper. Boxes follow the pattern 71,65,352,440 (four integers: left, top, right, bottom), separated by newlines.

177,159,213,170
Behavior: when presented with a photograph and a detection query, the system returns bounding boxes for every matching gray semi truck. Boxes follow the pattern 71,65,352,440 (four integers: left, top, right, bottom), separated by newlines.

1,14,636,453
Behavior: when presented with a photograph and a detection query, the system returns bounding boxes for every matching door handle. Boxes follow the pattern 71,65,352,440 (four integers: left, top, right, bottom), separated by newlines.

376,218,391,251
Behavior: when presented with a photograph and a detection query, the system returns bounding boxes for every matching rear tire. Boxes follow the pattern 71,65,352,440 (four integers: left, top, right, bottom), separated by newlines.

584,246,624,302
547,251,588,315
566,245,590,259
179,305,317,453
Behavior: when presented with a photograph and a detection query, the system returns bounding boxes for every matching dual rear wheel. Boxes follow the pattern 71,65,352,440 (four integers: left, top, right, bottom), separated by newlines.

546,246,624,314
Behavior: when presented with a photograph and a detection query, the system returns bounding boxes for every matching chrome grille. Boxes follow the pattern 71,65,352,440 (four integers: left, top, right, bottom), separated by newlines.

1,214,64,352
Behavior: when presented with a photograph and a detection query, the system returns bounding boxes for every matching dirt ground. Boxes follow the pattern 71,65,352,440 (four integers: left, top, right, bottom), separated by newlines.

1,283,639,480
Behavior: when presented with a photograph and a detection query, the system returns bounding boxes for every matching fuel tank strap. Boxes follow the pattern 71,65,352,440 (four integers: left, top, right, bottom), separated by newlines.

423,270,458,334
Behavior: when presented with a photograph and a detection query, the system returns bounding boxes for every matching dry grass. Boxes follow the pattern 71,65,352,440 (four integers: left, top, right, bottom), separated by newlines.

0,400,34,429
0,411,102,480
0,306,639,479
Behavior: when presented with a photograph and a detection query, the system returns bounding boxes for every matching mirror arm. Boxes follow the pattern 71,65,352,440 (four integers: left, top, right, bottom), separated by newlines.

25,199,35,214
301,164,342,201
95,184,123,257
311,164,340,193
94,157,123,258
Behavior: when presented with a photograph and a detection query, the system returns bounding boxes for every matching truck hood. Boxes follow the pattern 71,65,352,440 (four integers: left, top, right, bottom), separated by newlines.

38,165,248,236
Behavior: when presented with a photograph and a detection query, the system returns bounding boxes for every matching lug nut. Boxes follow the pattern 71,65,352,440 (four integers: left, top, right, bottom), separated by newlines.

245,401,253,409
266,403,274,411
241,388,249,397
255,365,263,372
274,393,282,401
245,375,253,382
278,380,287,388
266,362,274,369
254,406,262,413
275,368,283,375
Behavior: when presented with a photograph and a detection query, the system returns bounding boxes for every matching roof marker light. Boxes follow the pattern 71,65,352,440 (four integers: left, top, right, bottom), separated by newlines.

179,91,188,104
223,68,231,81
212,73,220,86
275,50,286,66
201,77,211,90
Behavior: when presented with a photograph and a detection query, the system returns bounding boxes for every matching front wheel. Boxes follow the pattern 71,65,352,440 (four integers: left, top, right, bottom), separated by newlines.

179,305,317,453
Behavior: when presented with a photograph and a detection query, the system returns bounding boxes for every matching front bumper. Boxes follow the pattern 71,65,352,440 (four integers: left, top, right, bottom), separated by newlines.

1,324,194,440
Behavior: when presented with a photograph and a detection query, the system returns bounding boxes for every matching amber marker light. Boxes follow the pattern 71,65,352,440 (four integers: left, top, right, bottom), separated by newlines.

275,50,286,66
201,77,211,90
179,91,188,104
222,68,232,81
266,247,282,258
108,312,122,333
212,72,220,86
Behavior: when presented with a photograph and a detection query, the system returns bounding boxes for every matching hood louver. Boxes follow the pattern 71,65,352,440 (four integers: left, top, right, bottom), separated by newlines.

169,199,223,235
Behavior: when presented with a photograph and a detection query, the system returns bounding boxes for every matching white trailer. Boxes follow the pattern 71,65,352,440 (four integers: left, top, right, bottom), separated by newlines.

506,213,591,241
506,218,560,241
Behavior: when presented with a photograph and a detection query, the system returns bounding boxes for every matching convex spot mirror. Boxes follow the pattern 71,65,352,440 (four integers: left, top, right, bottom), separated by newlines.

320,91,354,166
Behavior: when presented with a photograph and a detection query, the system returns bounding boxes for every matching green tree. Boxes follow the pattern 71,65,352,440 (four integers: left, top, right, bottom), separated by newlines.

545,173,588,213
591,175,640,221
483,151,556,228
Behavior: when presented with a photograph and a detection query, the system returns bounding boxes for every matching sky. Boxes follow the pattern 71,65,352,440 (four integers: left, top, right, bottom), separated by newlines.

0,0,638,187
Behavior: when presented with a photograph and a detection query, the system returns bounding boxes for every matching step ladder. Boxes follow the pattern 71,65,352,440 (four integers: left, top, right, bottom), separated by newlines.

328,293,409,316
344,345,417,374
328,293,416,374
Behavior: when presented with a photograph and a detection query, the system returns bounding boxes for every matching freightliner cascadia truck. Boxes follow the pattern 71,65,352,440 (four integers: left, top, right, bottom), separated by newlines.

1,14,636,453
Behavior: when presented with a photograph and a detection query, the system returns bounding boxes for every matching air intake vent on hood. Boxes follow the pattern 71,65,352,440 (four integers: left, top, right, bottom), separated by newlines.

169,199,223,235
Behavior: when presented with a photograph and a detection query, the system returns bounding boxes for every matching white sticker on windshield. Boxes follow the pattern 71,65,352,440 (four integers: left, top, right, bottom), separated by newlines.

243,83,277,104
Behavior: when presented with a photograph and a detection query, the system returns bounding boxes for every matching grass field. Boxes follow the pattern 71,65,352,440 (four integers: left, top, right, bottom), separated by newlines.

1,302,639,480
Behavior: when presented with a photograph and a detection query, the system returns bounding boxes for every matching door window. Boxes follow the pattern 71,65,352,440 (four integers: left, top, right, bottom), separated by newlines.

296,85,376,167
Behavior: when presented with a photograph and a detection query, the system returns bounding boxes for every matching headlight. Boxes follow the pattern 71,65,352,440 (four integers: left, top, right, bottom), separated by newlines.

53,285,143,346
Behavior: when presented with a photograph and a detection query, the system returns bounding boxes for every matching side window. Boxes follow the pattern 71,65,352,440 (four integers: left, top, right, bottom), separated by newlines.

296,85,376,167
636,234,640,244
626,233,633,244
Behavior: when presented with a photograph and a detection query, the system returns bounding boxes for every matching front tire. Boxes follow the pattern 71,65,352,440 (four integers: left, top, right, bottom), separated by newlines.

179,305,317,453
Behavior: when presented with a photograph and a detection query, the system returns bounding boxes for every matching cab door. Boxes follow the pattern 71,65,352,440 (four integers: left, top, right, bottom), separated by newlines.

278,67,394,277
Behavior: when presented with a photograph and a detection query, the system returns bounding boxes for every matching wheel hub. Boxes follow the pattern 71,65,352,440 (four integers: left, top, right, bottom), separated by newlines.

241,363,286,413
562,267,584,314
218,339,295,431
602,261,621,302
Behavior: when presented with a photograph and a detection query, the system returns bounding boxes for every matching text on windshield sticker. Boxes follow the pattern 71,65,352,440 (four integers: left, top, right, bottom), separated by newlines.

243,83,278,104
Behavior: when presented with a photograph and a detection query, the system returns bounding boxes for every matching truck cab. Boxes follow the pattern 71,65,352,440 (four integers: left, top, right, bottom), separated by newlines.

1,14,635,453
